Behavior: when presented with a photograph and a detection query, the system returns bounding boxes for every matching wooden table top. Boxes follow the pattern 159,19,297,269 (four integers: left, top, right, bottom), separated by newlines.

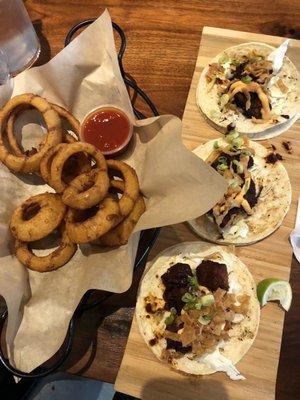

25,1,300,398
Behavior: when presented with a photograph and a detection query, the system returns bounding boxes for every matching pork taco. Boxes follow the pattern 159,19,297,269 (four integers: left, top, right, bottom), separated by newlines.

188,132,291,245
136,242,260,380
197,42,300,139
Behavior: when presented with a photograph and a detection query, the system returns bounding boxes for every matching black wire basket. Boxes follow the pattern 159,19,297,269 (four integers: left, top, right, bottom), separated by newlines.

0,19,160,380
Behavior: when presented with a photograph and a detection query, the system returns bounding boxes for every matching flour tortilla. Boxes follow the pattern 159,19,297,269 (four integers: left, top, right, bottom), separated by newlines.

188,139,291,245
136,241,260,376
196,42,300,140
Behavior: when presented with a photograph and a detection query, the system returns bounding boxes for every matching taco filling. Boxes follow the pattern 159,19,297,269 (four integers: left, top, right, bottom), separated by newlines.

206,131,263,238
197,42,300,136
136,244,260,380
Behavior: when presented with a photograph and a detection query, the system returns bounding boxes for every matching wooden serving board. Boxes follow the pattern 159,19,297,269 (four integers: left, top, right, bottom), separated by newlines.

115,27,300,400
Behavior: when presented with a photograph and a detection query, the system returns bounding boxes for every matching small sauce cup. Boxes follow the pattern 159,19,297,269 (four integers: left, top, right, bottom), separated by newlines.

80,106,133,157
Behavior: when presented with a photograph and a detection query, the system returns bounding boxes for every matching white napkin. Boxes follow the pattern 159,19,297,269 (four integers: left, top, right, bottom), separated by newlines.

290,198,300,263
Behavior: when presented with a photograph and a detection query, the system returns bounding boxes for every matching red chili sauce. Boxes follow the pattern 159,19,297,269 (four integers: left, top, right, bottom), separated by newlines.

81,107,131,155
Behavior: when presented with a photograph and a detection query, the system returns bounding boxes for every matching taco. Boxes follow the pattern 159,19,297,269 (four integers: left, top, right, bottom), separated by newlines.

136,242,260,380
188,133,291,245
196,42,300,139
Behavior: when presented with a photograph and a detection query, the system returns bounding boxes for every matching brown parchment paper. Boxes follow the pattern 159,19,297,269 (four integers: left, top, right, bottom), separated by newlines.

0,10,226,373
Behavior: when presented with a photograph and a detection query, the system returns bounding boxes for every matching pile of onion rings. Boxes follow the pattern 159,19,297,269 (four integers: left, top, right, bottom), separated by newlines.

3,94,145,272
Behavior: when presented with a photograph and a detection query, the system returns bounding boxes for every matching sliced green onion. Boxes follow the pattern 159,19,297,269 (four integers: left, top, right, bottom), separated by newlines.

170,307,177,315
200,294,215,306
228,177,239,188
241,149,252,156
218,53,230,65
187,275,198,288
217,163,228,171
225,130,239,143
213,141,220,149
194,302,202,310
182,292,197,303
231,59,241,67
231,137,244,149
218,156,228,164
198,315,213,325
241,75,252,84
165,314,175,326
232,159,244,174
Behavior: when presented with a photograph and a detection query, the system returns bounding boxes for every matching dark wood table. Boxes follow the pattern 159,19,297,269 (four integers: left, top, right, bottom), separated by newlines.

25,1,300,399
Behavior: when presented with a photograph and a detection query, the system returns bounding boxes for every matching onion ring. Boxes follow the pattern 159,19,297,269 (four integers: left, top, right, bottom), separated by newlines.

15,223,77,272
40,134,91,186
10,193,66,242
50,142,109,206
99,180,145,246
66,196,121,243
0,94,62,173
62,169,106,210
50,103,80,137
6,102,80,156
106,159,140,217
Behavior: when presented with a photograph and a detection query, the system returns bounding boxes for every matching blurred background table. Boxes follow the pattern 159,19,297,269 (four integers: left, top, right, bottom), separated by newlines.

25,1,300,399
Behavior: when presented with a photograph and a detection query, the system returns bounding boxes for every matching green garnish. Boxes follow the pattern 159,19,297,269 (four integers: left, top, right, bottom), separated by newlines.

165,314,175,325
218,156,228,164
200,294,215,307
218,53,230,65
241,149,252,156
213,141,219,149
217,163,228,171
228,177,239,188
198,315,213,325
241,75,252,84
231,59,241,67
187,275,198,288
232,159,244,174
182,292,197,303
165,307,177,325
225,130,239,144
231,137,244,150
194,302,202,310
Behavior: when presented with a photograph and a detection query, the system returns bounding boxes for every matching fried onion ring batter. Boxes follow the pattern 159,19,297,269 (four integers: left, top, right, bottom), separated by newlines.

106,159,140,217
62,169,106,210
40,134,91,186
99,180,145,246
0,94,62,172
50,142,109,207
10,193,66,242
15,223,77,272
6,103,80,156
66,196,120,243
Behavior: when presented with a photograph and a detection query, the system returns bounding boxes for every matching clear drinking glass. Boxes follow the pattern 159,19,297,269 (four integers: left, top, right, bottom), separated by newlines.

0,49,13,107
0,0,40,76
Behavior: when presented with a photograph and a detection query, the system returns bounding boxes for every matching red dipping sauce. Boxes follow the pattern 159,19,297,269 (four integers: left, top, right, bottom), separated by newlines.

81,107,132,156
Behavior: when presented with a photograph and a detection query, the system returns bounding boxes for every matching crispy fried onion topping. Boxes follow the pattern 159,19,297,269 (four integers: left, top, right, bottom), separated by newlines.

206,63,224,83
244,59,273,84
206,135,259,229
164,289,250,357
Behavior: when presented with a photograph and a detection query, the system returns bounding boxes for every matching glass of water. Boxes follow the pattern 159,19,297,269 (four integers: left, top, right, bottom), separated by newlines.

0,49,13,107
0,0,40,76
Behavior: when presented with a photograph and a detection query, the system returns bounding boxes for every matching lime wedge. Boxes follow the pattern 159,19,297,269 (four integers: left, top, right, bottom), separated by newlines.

257,278,292,311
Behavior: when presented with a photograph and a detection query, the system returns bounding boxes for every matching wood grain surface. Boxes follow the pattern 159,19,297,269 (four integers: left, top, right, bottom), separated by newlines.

22,2,300,399
115,27,300,400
